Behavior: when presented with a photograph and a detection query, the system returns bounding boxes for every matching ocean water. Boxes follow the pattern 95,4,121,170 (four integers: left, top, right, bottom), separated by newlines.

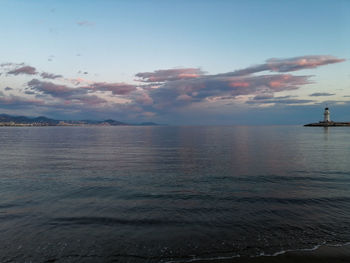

0,126,349,262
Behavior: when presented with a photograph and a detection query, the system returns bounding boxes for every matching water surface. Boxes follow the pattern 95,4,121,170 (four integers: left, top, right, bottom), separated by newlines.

0,126,349,262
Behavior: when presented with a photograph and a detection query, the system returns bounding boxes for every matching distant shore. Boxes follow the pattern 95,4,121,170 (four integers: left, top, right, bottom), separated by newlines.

0,114,159,126
177,243,350,263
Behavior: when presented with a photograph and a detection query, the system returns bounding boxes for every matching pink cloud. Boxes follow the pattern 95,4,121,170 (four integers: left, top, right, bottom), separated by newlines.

229,81,250,88
220,55,345,77
266,55,346,72
136,68,204,82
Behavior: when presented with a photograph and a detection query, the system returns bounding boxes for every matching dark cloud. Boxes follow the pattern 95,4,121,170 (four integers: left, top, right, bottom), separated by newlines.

40,72,62,79
28,79,137,101
26,79,109,109
253,94,275,100
309,92,335,97
8,66,37,75
24,90,37,95
27,79,87,98
4,87,13,91
136,68,205,82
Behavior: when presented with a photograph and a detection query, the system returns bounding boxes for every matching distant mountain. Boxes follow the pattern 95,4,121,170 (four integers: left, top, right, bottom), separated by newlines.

0,114,160,126
0,114,59,125
101,119,126,126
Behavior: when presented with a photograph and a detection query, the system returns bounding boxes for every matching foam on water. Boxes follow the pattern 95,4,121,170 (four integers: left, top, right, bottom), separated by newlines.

164,241,350,263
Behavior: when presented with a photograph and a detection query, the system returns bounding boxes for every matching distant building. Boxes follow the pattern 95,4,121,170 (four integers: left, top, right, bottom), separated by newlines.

324,107,330,122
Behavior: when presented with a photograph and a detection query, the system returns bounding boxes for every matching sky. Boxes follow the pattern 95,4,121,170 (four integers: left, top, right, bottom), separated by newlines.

0,0,349,125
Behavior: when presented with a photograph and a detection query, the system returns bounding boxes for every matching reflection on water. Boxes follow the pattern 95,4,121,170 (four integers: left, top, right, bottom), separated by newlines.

0,126,350,262
323,127,329,140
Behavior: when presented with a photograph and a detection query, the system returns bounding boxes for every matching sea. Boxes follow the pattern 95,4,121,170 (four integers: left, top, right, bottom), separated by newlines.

0,125,349,262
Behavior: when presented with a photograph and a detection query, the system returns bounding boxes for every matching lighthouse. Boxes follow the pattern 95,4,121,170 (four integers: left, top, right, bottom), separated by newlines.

324,107,330,123
305,106,350,126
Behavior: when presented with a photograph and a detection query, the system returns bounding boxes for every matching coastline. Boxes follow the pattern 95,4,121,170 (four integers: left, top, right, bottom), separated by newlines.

173,243,350,263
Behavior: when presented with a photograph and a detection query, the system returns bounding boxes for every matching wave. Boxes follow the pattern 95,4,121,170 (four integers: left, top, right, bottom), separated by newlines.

124,193,350,206
164,241,350,263
50,216,193,226
211,173,350,183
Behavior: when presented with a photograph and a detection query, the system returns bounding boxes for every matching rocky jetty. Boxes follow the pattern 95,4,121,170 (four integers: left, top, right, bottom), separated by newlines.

304,121,350,127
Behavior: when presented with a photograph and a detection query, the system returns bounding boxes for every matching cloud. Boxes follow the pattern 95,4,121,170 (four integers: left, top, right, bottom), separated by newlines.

40,72,62,79
77,21,95,26
0,62,24,68
8,66,37,75
25,79,109,110
147,73,311,109
90,82,137,95
135,55,344,111
309,92,335,97
24,90,37,95
27,79,86,98
253,94,274,100
63,94,107,106
4,87,12,91
0,54,345,122
247,95,314,105
0,95,44,108
26,79,134,108
265,55,345,72
218,55,345,77
135,68,205,82
133,90,154,105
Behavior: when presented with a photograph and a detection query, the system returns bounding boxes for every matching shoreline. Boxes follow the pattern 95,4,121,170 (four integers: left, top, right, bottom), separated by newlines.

171,243,350,263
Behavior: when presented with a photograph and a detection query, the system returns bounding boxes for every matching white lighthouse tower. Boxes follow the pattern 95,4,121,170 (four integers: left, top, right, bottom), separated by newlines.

324,107,330,123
